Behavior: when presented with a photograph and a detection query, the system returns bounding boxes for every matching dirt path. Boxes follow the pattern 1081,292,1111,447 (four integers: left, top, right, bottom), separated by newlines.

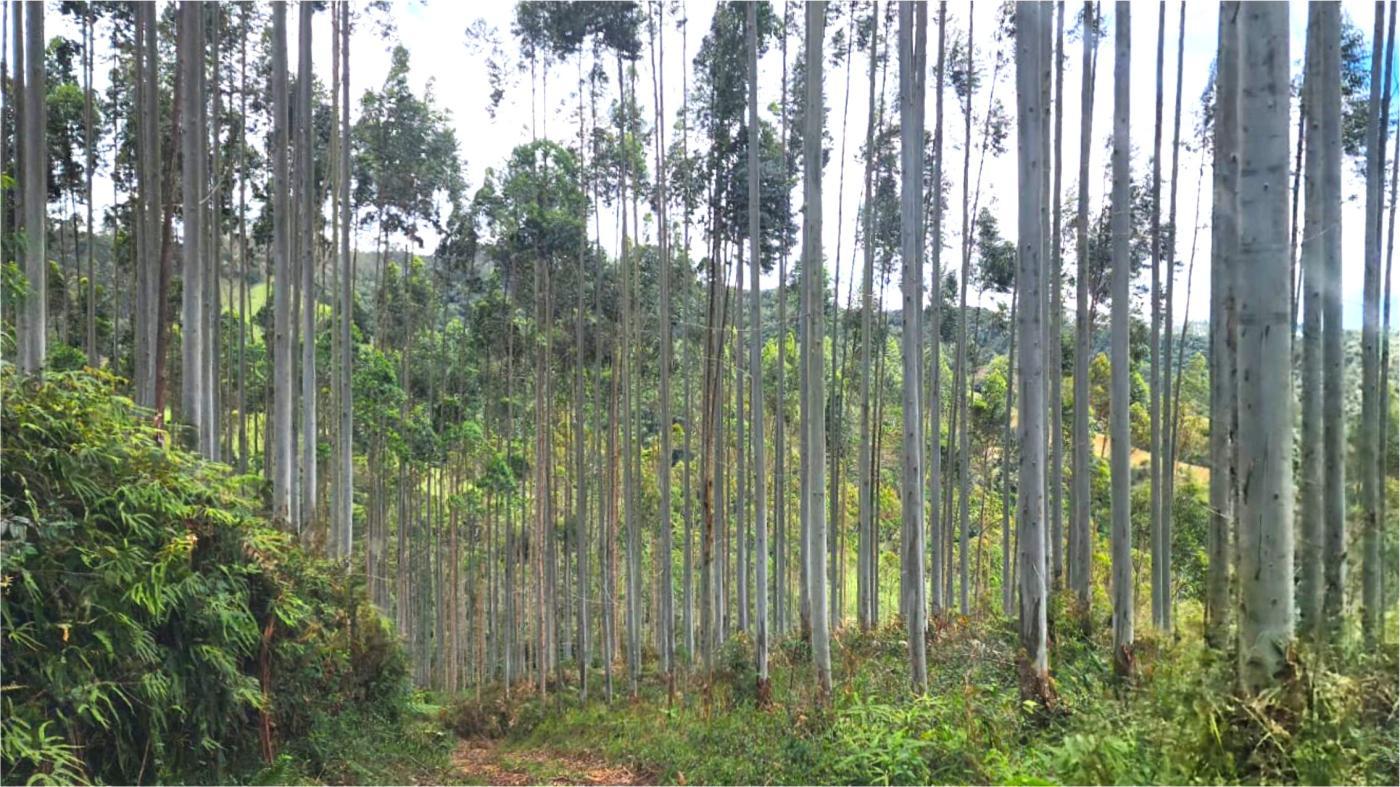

452,737,650,785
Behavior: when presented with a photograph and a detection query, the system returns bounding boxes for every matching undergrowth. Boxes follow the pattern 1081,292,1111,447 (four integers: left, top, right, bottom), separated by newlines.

448,607,1398,785
0,368,455,785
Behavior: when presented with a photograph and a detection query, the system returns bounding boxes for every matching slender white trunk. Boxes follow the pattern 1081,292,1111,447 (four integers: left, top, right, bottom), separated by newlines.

1236,0,1293,691
898,0,928,690
803,0,832,697
1109,0,1134,672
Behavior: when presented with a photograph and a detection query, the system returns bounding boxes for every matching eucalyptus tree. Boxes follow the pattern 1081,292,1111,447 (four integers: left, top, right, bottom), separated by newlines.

1360,0,1388,646
1158,0,1185,632
1109,0,1133,673
743,0,769,699
1047,0,1065,592
1321,6,1349,637
1236,0,1292,691
298,1,316,533
1014,0,1050,699
1069,0,1096,613
271,1,293,524
133,0,159,408
649,0,675,682
927,1,947,618
18,0,44,373
857,0,881,631
1147,1,1165,630
179,1,207,454
1298,1,1338,641
1207,1,1240,649
898,0,928,691
333,0,354,562
802,0,831,697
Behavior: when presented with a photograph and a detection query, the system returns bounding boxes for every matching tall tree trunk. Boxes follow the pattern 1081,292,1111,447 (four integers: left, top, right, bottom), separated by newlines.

803,0,832,698
1159,0,1186,634
929,1,947,618
1015,0,1052,699
18,0,43,374
1070,0,1097,614
744,1,769,699
237,14,249,473
1048,0,1066,594
298,1,317,535
857,1,880,632
1207,1,1240,650
83,8,95,366
1360,0,1391,646
1236,0,1293,691
1298,1,1334,643
1148,0,1166,632
134,2,161,408
336,1,355,561
898,0,928,691
774,6,789,637
1109,0,1134,674
179,1,207,454
953,2,975,616
271,1,294,525
650,1,674,681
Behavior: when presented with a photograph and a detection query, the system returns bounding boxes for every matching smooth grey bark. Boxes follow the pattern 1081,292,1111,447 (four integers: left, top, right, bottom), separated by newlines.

83,8,95,366
744,1,768,691
1048,0,1066,593
1236,0,1293,691
1159,0,1185,634
1148,0,1165,631
179,1,206,453
1299,1,1335,643
1207,1,1240,650
898,0,928,691
773,5,788,638
928,1,947,617
1321,11,1347,641
271,2,294,525
857,0,879,633
803,0,832,697
207,6,223,462
134,2,160,407
1070,0,1096,612
651,0,674,680
1360,0,1389,646
1109,0,1133,673
298,1,316,531
577,45,591,697
682,14,697,655
335,1,354,561
1015,0,1051,688
237,11,249,473
952,2,975,617
18,0,43,374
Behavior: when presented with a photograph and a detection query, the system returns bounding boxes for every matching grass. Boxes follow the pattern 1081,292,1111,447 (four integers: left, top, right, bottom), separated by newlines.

445,605,1399,786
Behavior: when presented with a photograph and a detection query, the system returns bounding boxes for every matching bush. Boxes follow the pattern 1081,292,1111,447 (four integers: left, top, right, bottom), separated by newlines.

1,368,408,784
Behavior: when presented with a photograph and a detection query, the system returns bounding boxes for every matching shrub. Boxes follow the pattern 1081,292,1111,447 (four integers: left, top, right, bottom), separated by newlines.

1,368,407,784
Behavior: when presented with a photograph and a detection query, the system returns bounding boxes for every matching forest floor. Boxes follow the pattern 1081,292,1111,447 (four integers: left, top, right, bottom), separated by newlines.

451,736,648,785
438,612,1399,786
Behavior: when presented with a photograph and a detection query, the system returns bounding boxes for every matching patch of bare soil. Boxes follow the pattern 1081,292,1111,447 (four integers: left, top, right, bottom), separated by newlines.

452,737,650,786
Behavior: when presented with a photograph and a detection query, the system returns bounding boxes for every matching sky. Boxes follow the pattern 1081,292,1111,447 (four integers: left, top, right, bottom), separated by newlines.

38,1,1400,332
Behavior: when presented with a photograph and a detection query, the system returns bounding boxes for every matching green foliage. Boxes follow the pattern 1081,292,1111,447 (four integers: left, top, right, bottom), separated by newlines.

499,615,1398,787
0,368,412,785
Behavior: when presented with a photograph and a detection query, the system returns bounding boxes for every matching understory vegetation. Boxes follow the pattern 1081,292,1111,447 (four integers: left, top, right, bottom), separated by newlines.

0,369,455,785
447,614,1398,786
